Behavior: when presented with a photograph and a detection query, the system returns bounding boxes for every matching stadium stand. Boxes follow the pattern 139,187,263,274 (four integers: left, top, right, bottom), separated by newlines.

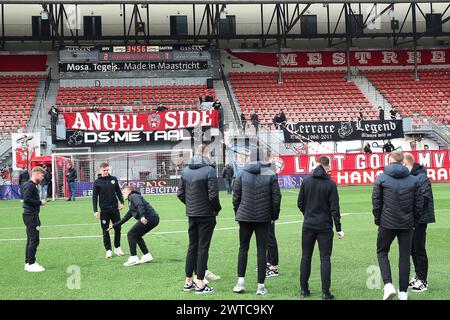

228,71,378,128
56,85,216,112
364,68,450,123
0,75,47,140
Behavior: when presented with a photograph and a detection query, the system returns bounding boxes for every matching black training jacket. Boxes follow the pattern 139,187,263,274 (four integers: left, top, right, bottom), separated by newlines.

297,165,342,232
114,190,158,226
92,175,124,212
177,155,221,217
19,171,29,185
410,163,435,224
22,180,41,216
372,163,424,229
233,162,281,223
67,168,77,183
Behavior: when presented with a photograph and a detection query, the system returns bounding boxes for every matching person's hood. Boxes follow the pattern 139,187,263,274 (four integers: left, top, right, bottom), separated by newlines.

188,155,214,169
312,165,330,180
384,163,410,178
129,190,141,196
243,161,271,174
411,163,427,176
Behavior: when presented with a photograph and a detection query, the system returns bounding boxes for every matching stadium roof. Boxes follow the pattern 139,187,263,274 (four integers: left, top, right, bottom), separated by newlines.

0,0,449,4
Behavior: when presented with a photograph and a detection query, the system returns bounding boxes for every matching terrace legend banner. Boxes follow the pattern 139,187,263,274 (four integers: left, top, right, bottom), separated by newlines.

274,150,450,186
63,110,219,132
283,120,404,142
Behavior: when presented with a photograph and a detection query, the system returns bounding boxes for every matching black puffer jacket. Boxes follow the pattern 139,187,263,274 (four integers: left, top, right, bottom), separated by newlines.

410,163,435,224
233,162,281,223
297,165,342,232
114,190,159,227
372,163,424,229
177,155,221,217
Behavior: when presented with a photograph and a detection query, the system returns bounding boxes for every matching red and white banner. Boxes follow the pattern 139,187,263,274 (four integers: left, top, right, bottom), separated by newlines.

63,110,219,132
11,132,41,171
226,49,450,68
274,150,450,185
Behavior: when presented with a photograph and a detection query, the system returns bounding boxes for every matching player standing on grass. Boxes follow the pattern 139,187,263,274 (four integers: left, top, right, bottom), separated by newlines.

297,156,344,300
93,162,126,259
232,147,281,296
372,151,423,300
403,153,435,293
177,144,221,294
23,166,47,272
107,186,159,267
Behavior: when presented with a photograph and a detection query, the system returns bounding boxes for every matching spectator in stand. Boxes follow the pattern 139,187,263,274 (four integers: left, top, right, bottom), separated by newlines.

251,112,260,133
48,106,59,120
212,99,222,110
212,99,224,131
241,113,247,135
382,140,395,153
156,104,168,112
358,108,364,121
390,108,398,120
364,142,372,154
379,106,385,120
280,111,287,124
272,111,284,130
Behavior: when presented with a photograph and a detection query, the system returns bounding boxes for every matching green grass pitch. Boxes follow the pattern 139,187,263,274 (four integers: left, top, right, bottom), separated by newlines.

0,184,449,300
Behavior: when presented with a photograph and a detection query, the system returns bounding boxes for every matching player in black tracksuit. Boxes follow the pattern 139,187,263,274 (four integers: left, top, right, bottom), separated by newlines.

109,186,160,266
298,156,344,300
22,166,47,272
177,145,221,294
92,163,125,257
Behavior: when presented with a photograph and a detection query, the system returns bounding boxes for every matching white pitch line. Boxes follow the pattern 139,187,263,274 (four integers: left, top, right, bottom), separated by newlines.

1,209,448,231
0,219,305,242
0,214,304,231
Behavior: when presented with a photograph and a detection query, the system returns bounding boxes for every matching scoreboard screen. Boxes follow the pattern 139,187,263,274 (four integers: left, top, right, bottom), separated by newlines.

99,45,173,61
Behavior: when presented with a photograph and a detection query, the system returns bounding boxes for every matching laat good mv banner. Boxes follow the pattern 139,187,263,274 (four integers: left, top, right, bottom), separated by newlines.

283,120,404,142
63,110,219,132
274,150,450,186
226,48,450,68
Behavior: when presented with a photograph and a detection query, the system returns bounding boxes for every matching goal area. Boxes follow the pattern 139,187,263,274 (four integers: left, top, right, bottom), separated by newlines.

51,149,193,201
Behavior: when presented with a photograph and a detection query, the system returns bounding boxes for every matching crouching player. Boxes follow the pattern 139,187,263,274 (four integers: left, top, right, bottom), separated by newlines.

108,186,159,267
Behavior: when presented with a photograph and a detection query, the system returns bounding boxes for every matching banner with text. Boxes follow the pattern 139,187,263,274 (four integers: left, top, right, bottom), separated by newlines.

63,110,219,132
59,61,208,73
283,120,404,142
75,179,179,197
226,48,450,68
274,150,450,186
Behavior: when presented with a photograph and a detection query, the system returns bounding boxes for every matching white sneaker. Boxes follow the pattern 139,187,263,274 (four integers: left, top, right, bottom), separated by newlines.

398,291,408,300
205,270,221,281
233,282,246,293
25,262,45,272
409,276,418,288
383,283,397,300
256,286,268,296
194,275,209,285
140,253,153,264
123,256,140,267
24,263,29,271
114,247,125,257
105,250,113,259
